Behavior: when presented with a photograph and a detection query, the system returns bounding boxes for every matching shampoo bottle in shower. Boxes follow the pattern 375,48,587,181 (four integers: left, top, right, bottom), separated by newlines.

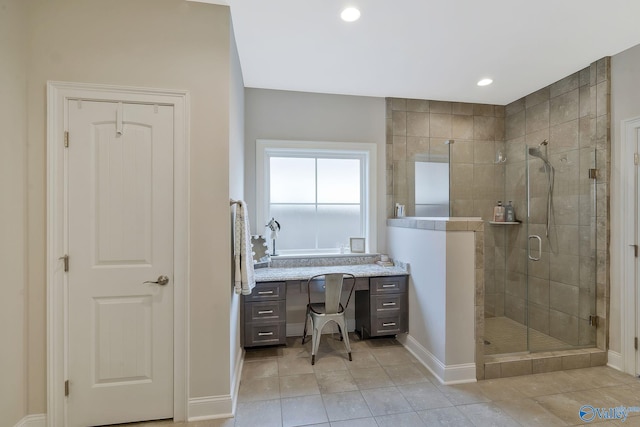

505,201,515,222
493,201,505,222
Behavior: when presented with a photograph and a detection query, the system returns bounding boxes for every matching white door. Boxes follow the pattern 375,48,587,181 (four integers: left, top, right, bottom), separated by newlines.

67,100,174,426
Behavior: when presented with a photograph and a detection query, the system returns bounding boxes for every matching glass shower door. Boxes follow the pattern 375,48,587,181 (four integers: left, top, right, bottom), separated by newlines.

525,144,597,352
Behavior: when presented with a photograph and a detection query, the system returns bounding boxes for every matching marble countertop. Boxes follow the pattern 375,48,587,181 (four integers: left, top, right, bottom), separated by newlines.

387,217,484,231
254,263,408,282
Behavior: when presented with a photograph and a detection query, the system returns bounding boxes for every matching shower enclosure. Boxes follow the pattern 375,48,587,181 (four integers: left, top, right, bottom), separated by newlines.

484,143,598,355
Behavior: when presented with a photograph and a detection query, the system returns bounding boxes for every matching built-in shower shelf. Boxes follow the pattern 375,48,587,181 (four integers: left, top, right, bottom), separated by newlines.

488,221,521,225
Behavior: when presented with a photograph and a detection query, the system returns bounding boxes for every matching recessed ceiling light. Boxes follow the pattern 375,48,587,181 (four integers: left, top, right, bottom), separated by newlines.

341,7,361,22
477,78,493,87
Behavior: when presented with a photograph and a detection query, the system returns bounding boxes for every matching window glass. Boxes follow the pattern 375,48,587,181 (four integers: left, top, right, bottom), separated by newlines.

317,158,360,203
270,157,315,203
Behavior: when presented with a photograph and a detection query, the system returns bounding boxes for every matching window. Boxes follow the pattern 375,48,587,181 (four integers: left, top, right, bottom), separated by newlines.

256,140,377,255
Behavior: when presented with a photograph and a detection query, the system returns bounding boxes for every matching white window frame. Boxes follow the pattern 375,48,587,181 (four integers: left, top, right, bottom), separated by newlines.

256,139,377,254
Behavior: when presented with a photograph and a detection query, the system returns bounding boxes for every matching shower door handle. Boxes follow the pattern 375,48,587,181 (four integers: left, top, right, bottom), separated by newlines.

528,235,542,261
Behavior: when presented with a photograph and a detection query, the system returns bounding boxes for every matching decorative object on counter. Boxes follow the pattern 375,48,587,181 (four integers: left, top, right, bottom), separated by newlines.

505,201,515,223
231,199,256,295
265,217,280,256
394,203,405,217
493,201,505,222
250,235,270,268
350,237,366,253
376,254,394,267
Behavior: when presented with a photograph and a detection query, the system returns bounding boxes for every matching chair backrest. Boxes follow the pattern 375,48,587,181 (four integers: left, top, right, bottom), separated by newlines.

307,273,356,314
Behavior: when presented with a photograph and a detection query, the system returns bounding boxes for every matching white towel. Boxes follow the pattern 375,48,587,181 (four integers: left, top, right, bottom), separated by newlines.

233,200,256,295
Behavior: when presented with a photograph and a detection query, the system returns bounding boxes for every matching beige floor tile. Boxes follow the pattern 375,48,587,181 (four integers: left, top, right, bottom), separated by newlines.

349,366,395,390
505,371,584,397
321,390,372,421
279,373,320,398
371,346,416,366
312,354,349,372
277,354,315,376
397,382,453,411
417,407,473,426
534,393,588,425
234,399,282,427
456,402,520,427
375,411,426,427
436,382,490,406
237,376,280,402
384,363,430,385
316,369,358,394
241,359,278,379
360,386,413,416
330,417,379,427
346,349,380,369
477,378,527,401
494,398,569,426
281,395,328,427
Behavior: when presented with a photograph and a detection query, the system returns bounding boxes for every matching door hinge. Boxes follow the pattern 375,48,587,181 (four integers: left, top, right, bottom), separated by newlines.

65,380,69,397
59,254,69,272
635,337,638,351
632,244,639,258
64,131,69,148
588,168,599,179
635,153,639,165
589,314,599,327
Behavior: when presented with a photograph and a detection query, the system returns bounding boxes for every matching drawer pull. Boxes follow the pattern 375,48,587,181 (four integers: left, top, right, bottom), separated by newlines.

382,322,397,327
257,290,274,295
381,284,396,288
258,332,274,336
382,302,396,307
258,310,274,314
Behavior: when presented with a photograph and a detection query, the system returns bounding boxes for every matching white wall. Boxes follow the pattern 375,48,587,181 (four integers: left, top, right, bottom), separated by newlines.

0,1,28,424
25,0,234,413
244,89,387,250
610,43,640,355
387,225,476,382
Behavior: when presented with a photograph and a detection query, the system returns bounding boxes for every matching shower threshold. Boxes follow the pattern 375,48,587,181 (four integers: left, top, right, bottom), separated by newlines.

483,347,607,379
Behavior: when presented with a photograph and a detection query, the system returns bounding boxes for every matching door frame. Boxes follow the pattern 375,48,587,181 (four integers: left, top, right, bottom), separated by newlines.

46,81,190,426
620,116,640,375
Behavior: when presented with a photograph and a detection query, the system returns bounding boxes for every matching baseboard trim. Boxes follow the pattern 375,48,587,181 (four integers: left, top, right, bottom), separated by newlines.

14,414,46,427
399,334,476,385
231,348,245,415
187,396,233,422
607,350,624,372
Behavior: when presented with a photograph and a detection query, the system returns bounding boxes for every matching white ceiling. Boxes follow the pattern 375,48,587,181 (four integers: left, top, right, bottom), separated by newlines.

196,0,640,105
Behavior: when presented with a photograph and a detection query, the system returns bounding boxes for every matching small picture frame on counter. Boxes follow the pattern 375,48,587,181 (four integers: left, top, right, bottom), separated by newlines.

350,237,366,253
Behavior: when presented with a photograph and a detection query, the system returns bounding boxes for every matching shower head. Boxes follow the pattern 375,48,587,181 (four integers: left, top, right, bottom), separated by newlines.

528,145,554,170
539,139,548,146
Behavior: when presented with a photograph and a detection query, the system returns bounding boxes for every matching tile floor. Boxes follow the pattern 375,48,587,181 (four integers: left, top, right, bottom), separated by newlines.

484,317,577,355
130,334,640,427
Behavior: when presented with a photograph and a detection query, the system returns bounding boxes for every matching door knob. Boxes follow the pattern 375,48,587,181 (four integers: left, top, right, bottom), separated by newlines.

144,275,169,286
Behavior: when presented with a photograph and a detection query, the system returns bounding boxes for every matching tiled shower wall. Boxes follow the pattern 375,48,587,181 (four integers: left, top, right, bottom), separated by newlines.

385,99,505,219
386,57,610,354
502,58,610,349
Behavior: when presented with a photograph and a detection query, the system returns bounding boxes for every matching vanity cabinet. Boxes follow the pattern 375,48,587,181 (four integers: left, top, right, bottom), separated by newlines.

355,275,408,338
241,281,287,347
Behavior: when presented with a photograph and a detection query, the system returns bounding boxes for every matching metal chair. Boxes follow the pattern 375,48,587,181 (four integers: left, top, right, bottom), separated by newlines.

301,273,356,365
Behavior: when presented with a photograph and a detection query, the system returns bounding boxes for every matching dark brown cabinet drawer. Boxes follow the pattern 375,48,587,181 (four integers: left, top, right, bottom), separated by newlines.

372,294,403,313
244,322,286,346
243,281,285,301
372,315,403,335
244,300,286,323
370,276,407,294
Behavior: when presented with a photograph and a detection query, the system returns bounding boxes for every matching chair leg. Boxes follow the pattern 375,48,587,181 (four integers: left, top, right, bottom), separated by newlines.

311,321,322,365
302,306,310,345
337,324,344,341
337,318,352,362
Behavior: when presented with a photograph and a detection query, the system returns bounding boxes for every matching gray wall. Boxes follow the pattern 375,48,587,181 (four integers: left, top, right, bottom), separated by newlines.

610,44,640,355
228,20,245,390
25,0,236,413
0,1,28,424
244,89,387,250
